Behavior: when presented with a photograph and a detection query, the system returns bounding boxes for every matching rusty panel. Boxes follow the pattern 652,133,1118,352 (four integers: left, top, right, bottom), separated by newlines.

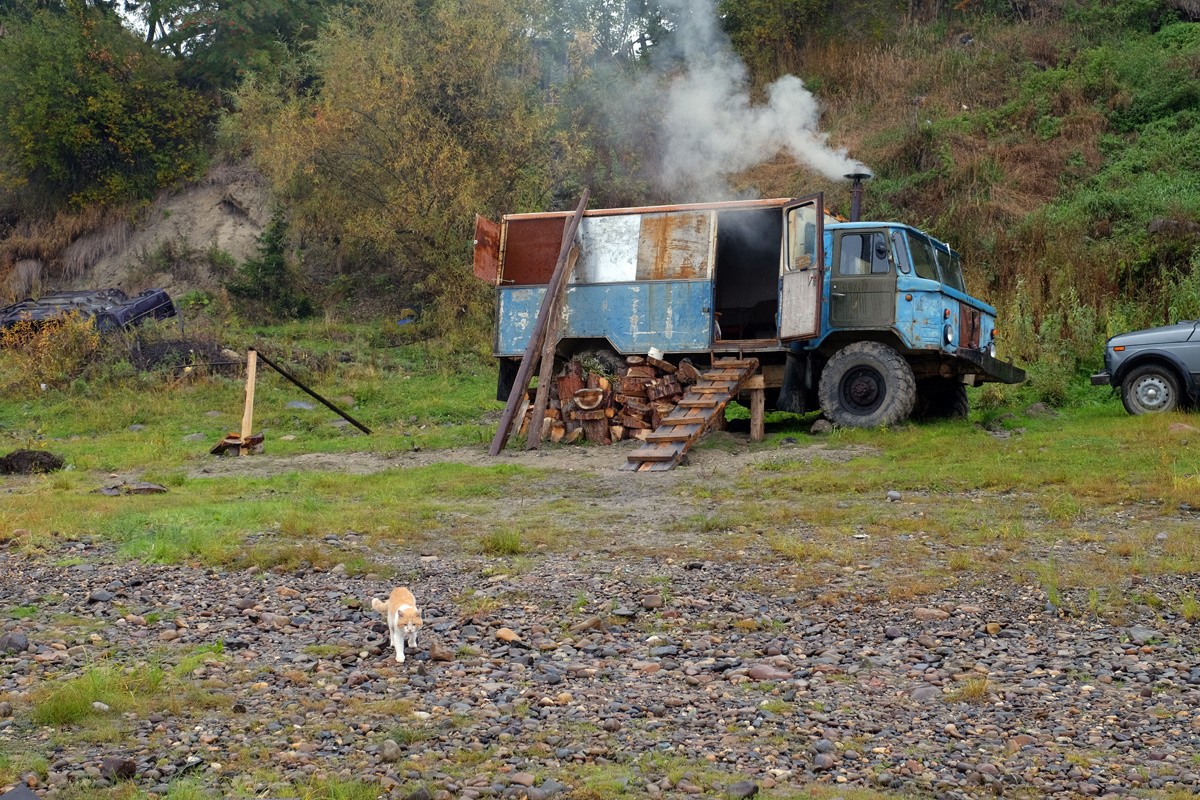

959,304,982,349
473,215,501,285
501,217,567,286
635,211,712,281
575,214,640,283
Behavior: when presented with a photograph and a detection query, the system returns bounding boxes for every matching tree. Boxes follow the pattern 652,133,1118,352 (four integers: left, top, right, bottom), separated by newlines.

124,0,328,91
0,6,210,207
234,0,557,322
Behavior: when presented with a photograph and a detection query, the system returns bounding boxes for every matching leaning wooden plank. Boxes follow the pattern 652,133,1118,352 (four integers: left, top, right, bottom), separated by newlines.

490,190,590,456
528,244,581,450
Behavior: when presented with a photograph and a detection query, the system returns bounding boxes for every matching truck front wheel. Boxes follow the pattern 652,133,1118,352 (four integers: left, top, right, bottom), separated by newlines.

818,342,917,428
914,378,970,421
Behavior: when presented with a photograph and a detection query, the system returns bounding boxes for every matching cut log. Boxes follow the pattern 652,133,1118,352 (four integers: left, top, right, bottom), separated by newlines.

557,367,585,404
573,409,607,421
550,422,567,443
609,424,625,442
626,365,658,380
646,376,682,401
582,418,611,444
574,388,605,410
646,355,676,374
620,376,649,397
618,413,651,430
676,359,701,385
625,355,646,366
622,396,651,414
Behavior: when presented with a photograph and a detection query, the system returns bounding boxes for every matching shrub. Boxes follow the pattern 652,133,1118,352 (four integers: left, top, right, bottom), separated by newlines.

225,212,314,320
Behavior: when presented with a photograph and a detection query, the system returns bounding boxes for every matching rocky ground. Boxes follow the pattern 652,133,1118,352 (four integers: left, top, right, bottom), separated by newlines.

2,521,1199,800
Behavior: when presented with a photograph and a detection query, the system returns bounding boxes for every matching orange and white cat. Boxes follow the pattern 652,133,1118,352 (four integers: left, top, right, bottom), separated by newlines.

371,587,423,663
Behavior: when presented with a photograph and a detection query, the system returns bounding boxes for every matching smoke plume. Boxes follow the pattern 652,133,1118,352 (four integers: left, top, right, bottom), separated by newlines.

644,0,869,197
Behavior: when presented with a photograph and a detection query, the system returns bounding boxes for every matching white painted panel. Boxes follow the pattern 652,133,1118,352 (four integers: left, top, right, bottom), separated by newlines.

574,214,640,284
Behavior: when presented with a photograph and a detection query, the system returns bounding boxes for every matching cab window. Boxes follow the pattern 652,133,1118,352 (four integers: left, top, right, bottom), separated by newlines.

838,232,890,276
905,231,939,281
891,231,911,274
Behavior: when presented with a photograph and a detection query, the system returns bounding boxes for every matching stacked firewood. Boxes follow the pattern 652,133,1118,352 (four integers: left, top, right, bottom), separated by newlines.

519,354,702,444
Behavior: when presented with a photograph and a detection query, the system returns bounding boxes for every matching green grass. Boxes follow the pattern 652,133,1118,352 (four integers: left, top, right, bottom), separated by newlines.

479,528,525,555
30,663,167,725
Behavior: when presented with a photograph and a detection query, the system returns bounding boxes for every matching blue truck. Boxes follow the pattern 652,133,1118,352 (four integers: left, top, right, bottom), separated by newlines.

473,189,1024,428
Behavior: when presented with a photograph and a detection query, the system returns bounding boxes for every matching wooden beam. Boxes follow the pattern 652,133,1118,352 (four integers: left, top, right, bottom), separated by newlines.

252,348,371,434
489,190,590,456
748,375,765,443
240,349,257,457
527,246,580,450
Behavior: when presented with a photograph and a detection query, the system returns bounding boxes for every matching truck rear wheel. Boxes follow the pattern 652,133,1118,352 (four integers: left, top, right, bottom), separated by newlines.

914,378,969,420
818,342,916,428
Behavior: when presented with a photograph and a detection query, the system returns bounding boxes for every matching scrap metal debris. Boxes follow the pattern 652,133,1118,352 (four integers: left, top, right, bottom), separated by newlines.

94,481,169,496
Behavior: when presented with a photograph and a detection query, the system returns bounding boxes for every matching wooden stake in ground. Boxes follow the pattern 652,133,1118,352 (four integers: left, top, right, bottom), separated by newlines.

527,245,580,450
240,349,257,457
489,189,590,456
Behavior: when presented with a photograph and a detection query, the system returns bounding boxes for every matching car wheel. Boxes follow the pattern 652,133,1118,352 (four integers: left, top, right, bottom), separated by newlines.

818,342,916,428
1121,364,1180,415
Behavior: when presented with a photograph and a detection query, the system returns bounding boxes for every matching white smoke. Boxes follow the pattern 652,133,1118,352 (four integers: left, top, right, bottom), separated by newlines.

649,0,869,197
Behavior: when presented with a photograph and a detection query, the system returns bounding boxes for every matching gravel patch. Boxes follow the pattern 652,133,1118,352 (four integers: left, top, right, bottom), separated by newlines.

2,534,1198,799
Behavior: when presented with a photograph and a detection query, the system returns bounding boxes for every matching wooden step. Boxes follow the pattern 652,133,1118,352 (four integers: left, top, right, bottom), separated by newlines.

626,446,682,462
643,425,702,443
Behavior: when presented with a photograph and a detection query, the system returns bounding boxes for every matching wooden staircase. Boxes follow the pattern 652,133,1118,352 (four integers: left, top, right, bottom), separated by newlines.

622,358,760,472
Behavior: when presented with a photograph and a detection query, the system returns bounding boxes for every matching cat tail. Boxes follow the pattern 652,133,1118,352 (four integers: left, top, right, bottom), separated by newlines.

371,597,387,612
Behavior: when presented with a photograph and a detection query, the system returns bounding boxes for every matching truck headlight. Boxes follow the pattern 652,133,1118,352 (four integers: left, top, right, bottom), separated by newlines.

944,325,954,344
988,340,996,358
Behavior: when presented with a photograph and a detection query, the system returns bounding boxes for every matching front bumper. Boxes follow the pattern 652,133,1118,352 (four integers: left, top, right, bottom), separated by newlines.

958,348,1027,385
1090,371,1111,386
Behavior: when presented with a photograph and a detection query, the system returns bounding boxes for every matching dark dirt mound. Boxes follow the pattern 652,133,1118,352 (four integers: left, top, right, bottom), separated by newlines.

0,449,64,474
128,338,239,375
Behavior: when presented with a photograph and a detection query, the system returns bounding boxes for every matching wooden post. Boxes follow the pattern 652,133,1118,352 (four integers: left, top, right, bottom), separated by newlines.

489,190,590,456
746,374,765,443
527,246,579,450
240,349,258,456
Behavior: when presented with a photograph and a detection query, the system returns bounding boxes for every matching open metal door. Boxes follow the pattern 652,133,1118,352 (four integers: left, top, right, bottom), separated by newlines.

779,195,824,341
473,215,501,285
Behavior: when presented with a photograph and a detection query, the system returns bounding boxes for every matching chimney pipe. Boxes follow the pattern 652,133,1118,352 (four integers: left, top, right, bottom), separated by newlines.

845,172,872,222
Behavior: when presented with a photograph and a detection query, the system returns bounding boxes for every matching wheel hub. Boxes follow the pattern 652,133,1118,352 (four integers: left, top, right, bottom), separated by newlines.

1136,377,1170,409
842,367,885,413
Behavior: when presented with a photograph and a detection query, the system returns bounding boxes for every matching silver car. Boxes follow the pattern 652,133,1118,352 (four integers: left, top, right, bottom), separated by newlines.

1092,321,1200,414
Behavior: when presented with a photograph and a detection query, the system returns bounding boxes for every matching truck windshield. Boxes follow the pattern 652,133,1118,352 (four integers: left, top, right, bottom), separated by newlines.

933,245,967,293
905,231,939,281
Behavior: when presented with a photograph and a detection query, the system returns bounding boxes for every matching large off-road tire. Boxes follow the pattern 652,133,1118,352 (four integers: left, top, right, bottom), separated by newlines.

818,342,917,428
1121,364,1180,415
913,378,970,421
